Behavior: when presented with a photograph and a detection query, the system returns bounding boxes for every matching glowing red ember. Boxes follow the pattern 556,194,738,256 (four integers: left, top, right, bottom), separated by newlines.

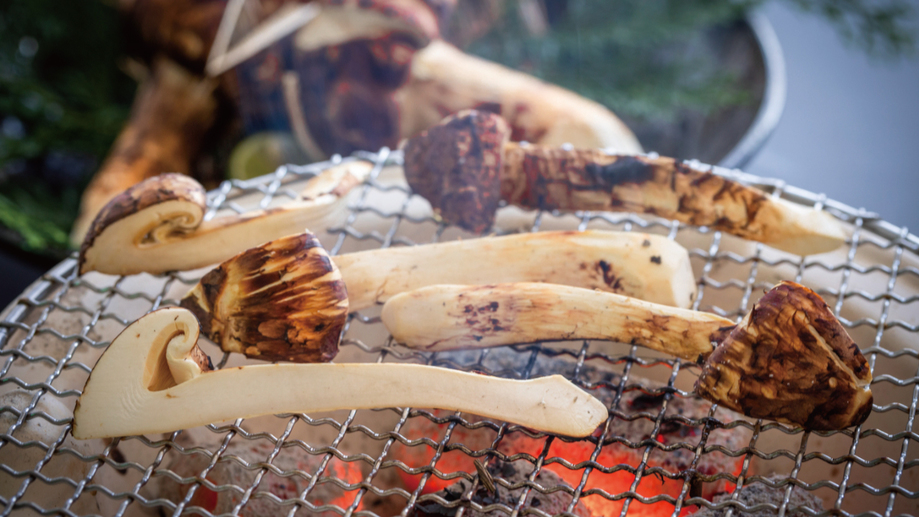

392,371,746,517
158,438,364,515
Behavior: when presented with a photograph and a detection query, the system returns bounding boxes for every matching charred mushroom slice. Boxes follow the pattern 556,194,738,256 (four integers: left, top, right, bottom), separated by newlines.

382,281,873,430
79,161,372,276
694,282,873,431
337,230,698,310
72,307,608,439
403,110,846,255
180,232,348,363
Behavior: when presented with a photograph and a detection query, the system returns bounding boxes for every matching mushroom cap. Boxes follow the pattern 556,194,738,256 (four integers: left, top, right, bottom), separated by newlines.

79,173,206,275
403,109,511,234
695,281,873,430
180,232,349,363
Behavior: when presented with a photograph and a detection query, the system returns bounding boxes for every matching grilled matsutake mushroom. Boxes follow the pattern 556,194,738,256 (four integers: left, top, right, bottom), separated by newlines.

335,231,697,310
287,1,640,157
180,232,348,363
71,307,608,439
398,39,643,151
285,0,443,157
72,57,220,244
382,281,873,430
79,160,371,276
403,110,846,255
178,230,695,352
176,230,693,362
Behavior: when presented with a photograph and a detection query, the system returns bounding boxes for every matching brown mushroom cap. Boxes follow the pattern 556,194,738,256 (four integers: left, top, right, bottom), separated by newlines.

695,281,873,430
79,173,206,274
402,109,511,233
180,232,349,363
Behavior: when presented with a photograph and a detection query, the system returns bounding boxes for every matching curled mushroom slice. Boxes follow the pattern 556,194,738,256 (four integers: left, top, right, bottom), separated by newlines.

78,160,372,276
382,281,873,430
180,232,348,363
72,307,608,440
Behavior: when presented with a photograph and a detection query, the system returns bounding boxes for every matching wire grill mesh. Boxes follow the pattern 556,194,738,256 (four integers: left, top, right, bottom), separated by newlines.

0,149,916,517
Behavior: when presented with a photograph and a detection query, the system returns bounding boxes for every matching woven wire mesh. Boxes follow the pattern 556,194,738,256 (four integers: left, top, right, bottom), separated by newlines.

0,149,916,517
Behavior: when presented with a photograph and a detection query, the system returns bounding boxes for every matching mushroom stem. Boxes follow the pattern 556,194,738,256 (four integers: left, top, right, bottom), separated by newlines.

73,308,608,439
382,283,730,360
79,161,371,276
382,281,874,430
500,145,845,255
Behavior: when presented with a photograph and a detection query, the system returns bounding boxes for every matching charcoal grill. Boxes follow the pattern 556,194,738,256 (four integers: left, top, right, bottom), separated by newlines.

1,148,917,516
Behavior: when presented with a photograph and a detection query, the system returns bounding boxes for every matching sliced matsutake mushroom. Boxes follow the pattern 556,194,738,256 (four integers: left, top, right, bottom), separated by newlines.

382,281,873,430
180,232,349,363
79,160,372,276
403,110,847,255
285,0,443,157
335,230,698,310
72,307,608,440
399,39,643,151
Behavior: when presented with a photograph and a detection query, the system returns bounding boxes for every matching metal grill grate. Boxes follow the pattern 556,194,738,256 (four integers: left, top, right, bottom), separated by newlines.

1,149,916,517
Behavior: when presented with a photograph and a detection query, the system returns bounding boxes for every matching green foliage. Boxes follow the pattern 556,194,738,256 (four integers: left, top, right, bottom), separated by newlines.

464,0,916,121
0,181,74,253
465,0,762,121
0,0,134,255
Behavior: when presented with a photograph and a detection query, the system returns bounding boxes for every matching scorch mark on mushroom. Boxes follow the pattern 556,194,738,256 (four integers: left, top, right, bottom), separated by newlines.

180,232,349,363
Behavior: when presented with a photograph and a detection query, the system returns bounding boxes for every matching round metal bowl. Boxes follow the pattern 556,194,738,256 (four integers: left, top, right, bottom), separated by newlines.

610,12,786,169
450,8,786,169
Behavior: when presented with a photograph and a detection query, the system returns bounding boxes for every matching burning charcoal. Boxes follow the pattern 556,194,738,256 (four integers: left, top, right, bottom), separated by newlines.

694,475,825,517
392,349,749,517
154,437,364,515
413,459,592,517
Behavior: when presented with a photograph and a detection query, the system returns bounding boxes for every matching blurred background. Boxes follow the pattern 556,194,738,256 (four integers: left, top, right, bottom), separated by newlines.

0,0,917,307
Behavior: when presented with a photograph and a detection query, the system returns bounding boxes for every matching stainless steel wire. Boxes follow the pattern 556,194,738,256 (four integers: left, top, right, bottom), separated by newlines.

0,149,916,516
